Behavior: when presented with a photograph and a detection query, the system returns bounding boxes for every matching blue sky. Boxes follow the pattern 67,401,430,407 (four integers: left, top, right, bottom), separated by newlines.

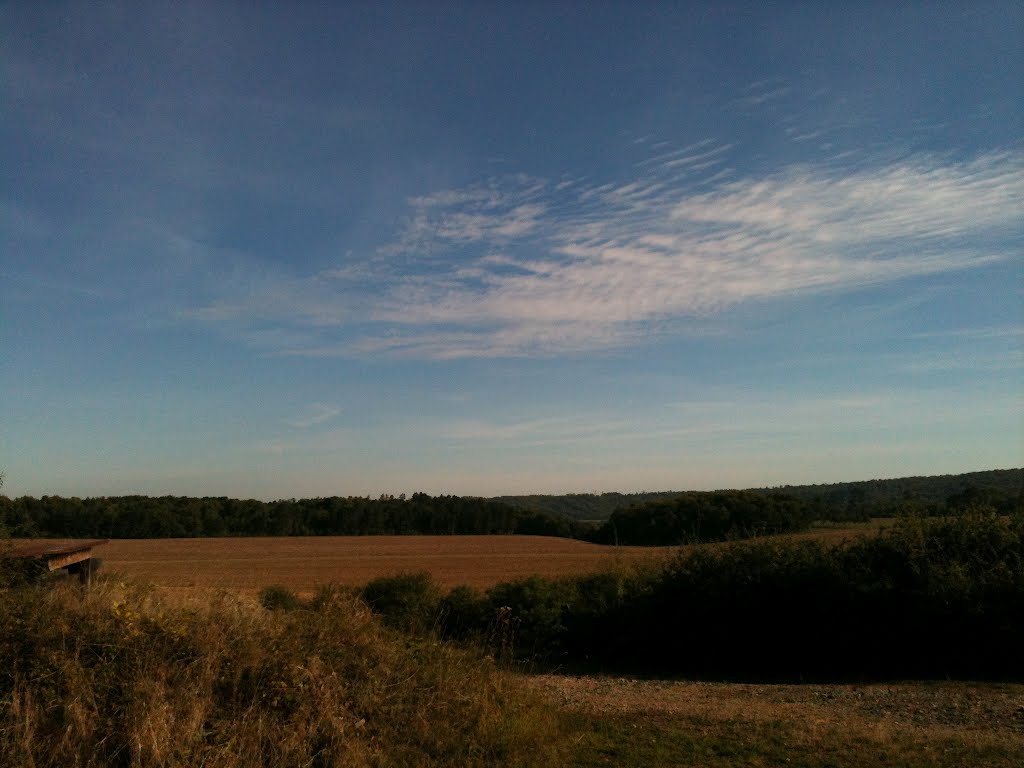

2,2,1022,500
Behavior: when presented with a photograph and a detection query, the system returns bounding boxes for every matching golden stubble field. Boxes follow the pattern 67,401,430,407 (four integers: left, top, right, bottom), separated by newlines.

78,535,677,592
10,522,889,595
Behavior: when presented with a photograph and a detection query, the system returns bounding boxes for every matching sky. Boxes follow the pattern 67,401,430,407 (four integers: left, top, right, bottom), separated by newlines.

2,2,1022,500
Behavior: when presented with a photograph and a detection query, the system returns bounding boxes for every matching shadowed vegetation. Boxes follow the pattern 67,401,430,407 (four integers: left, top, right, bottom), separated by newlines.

362,513,1024,681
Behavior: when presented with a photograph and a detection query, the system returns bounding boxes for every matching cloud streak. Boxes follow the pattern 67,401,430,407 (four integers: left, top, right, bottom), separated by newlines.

283,403,340,429
192,149,1024,359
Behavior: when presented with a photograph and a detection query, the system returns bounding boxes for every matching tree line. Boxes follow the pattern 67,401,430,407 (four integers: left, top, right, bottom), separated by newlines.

0,493,587,539
586,479,1023,546
756,467,1023,519
3,468,1019,544
0,490,816,543
496,468,1023,520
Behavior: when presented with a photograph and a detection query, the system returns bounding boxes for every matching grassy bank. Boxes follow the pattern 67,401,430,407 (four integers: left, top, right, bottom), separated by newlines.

0,581,565,767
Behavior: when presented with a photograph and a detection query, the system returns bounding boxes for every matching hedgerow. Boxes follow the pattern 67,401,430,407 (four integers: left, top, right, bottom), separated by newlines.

361,512,1024,681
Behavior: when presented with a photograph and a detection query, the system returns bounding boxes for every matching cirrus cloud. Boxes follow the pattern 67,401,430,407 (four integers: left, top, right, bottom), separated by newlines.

190,148,1024,359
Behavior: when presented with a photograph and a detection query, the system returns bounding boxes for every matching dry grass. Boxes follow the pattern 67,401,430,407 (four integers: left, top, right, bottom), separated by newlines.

0,580,568,767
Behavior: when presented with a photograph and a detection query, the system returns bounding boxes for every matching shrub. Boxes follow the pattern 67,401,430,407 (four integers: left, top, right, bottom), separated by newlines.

0,556,48,588
483,576,577,661
259,584,302,611
438,584,488,640
359,571,442,633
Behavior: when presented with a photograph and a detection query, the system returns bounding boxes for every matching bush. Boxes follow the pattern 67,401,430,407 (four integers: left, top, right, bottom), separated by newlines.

0,556,47,588
359,571,442,633
483,576,576,661
438,584,488,640
259,585,302,611
430,570,648,668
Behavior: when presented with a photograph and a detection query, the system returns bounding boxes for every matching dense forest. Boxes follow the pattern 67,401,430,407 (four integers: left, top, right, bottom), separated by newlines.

589,490,816,545
496,468,1023,520
0,493,586,540
494,491,684,521
754,467,1023,516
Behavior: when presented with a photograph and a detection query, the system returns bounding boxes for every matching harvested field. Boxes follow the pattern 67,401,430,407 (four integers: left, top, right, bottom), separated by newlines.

4,523,889,593
15,535,677,591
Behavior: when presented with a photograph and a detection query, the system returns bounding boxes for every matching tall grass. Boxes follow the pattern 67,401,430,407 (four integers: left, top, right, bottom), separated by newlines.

0,580,566,767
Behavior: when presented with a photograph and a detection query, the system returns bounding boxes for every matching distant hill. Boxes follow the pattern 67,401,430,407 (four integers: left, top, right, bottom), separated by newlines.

754,468,1023,517
494,468,1023,520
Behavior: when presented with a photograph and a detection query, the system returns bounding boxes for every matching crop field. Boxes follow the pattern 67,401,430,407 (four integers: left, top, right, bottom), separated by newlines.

7,523,888,594
51,535,675,591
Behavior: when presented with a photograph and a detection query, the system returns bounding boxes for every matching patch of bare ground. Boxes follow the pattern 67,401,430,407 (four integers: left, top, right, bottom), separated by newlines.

529,674,1024,767
528,674,1024,731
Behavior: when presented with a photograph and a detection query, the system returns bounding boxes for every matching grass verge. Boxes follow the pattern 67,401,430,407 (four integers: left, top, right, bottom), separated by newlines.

0,579,568,767
570,711,1024,768
528,675,1024,768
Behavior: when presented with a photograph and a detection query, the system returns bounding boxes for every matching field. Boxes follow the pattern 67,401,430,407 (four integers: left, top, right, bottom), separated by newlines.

66,535,676,591
9,522,889,593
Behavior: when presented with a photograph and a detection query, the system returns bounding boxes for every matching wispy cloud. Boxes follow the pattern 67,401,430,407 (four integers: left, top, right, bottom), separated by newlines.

191,149,1024,359
283,403,340,429
897,350,1024,374
435,388,1018,452
907,325,1024,341
252,440,293,456
729,78,793,110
